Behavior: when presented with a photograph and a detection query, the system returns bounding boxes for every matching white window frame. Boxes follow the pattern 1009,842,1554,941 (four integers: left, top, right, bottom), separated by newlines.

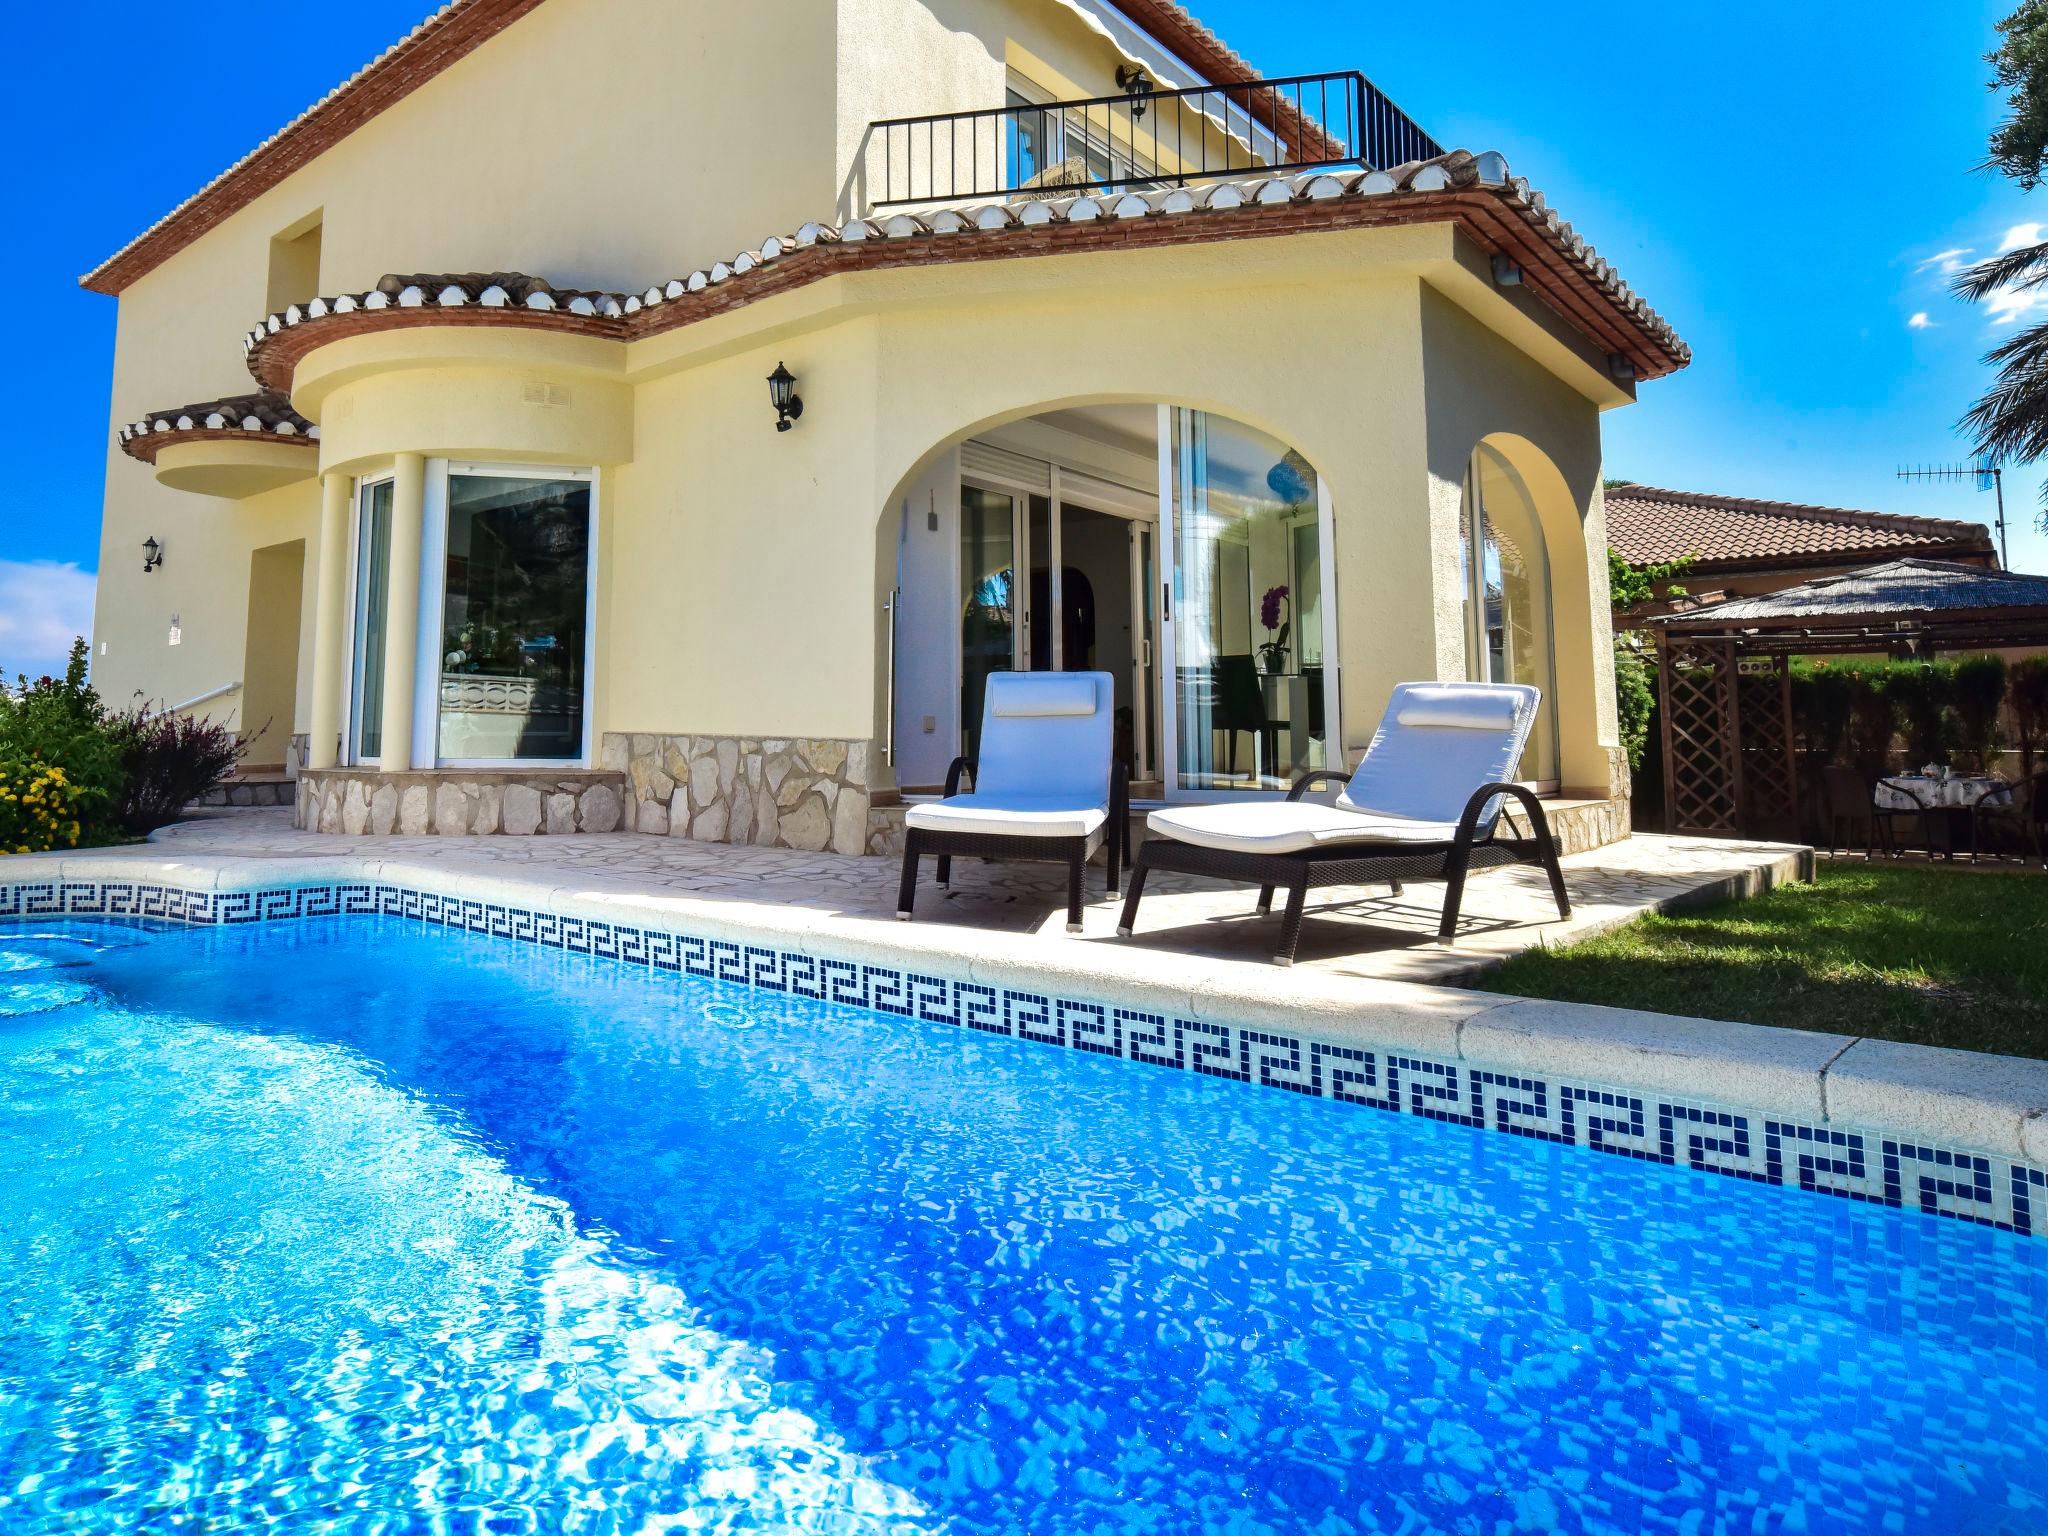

339,472,394,767
415,459,600,771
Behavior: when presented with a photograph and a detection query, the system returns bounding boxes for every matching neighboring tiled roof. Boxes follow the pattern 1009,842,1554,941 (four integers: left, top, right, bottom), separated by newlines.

240,152,1690,395
1655,559,2048,628
1606,483,1995,572
118,390,316,464
78,0,1279,297
1109,0,1258,83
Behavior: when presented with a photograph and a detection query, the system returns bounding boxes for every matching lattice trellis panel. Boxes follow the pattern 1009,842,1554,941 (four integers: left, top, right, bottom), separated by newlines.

1659,639,1740,834
1736,659,1797,832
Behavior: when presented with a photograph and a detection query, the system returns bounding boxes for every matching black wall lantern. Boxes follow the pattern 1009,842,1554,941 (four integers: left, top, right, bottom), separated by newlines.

1115,64,1155,120
766,362,804,432
141,536,163,573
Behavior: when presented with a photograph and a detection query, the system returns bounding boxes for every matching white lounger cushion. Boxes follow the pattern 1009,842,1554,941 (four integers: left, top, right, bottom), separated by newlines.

990,673,1097,717
973,671,1115,805
1393,684,1522,731
1339,681,1539,826
908,794,1108,840
1145,802,1459,856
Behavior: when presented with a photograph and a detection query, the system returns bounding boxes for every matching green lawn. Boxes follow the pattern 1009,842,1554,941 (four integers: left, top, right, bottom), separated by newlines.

1475,862,2048,1059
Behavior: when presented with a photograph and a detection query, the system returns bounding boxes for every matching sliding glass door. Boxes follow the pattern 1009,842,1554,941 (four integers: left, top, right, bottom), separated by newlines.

346,478,393,764
1163,409,1339,796
435,468,593,764
959,484,1020,764
959,472,1159,779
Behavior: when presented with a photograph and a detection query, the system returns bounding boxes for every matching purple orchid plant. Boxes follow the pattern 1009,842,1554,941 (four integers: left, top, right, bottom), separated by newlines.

1257,584,1291,673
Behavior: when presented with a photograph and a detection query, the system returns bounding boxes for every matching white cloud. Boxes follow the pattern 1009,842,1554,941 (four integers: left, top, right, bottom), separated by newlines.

1986,285,2048,326
1907,311,1934,329
2000,222,2048,252
0,560,95,686
1918,246,1974,274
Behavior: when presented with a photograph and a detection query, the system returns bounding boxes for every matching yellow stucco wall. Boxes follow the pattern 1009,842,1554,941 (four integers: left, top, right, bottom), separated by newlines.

1420,283,1623,794
89,0,1634,805
90,0,1173,734
588,226,1618,792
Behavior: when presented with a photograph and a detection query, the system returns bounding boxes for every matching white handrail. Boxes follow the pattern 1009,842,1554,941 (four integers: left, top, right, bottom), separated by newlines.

165,680,242,713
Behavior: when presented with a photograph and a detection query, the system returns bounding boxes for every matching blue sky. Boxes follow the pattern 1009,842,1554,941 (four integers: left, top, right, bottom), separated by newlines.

3,0,2044,680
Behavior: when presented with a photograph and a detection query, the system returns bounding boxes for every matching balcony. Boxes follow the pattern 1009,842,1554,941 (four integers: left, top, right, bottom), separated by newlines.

864,70,1441,210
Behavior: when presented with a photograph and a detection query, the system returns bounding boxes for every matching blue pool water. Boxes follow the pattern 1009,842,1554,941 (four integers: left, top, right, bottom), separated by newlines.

0,917,2043,1535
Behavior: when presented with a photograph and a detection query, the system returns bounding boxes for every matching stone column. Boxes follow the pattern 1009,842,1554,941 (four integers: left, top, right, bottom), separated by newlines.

377,453,428,773
305,472,353,770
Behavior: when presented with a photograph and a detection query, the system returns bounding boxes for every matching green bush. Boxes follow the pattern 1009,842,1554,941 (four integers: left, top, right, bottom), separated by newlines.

0,637,242,852
1614,644,1655,773
1839,661,1901,778
1791,653,2028,778
1790,662,1855,760
1952,654,2010,771
0,640,125,841
1884,661,1956,766
2013,656,2048,779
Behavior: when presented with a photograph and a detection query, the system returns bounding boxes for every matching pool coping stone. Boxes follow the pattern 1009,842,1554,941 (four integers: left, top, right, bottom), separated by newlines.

7,845,2042,1183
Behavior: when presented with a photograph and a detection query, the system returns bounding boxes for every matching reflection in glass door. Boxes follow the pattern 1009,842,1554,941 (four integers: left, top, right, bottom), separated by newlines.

347,478,393,763
1057,499,1140,776
960,484,1018,763
1166,410,1337,795
961,475,1158,778
437,470,593,763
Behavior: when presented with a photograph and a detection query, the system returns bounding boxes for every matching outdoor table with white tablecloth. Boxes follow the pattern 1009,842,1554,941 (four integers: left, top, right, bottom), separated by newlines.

1874,774,2012,810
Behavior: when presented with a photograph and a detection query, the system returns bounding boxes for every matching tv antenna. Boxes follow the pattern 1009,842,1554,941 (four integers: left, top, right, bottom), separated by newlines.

1896,461,2007,567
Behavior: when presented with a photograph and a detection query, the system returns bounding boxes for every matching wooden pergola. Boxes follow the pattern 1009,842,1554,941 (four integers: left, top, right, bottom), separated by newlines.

1649,559,2048,836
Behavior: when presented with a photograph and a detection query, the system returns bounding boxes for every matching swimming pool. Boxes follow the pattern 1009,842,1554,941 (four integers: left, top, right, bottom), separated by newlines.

0,913,2043,1534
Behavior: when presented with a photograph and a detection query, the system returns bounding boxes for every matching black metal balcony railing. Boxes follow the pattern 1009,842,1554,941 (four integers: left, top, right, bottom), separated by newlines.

865,71,1440,210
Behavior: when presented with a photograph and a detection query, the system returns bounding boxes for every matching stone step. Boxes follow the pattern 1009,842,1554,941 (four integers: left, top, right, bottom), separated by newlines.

296,767,627,836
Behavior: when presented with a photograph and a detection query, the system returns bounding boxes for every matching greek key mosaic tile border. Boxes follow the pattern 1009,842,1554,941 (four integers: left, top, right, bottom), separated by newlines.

6,877,2044,1240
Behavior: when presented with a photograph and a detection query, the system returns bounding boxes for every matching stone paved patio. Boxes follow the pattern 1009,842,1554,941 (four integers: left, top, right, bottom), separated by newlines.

131,809,1807,986
23,810,2048,1181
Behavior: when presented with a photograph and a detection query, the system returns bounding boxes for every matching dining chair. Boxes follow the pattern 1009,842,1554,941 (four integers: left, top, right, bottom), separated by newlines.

1970,772,2048,867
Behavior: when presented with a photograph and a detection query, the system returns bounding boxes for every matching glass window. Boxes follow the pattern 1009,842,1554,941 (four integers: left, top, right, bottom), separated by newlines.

1006,77,1160,195
1461,446,1558,783
1007,89,1051,189
437,471,591,762
348,479,392,763
1172,412,1330,791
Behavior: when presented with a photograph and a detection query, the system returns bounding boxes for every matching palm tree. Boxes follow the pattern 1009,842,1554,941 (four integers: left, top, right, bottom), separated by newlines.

1954,2,2048,508
1953,242,2048,475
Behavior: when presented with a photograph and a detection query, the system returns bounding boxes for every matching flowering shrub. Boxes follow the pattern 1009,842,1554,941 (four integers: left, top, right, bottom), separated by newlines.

1,641,124,811
112,709,242,835
0,637,242,853
0,762,97,854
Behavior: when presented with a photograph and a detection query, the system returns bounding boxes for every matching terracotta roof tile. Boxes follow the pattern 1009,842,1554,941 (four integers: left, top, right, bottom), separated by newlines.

1606,483,1994,572
118,389,316,465
237,153,1690,395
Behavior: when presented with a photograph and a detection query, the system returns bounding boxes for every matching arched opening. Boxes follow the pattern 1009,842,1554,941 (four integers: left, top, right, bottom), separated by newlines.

882,403,1341,803
1454,433,1606,794
1458,442,1561,785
